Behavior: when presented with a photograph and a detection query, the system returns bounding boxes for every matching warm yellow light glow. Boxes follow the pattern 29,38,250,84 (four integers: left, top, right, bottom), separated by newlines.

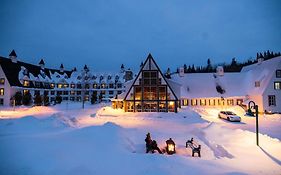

169,101,174,106
167,144,175,152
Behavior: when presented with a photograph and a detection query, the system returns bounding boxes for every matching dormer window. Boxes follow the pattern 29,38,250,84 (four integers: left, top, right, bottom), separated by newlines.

23,80,30,87
108,75,111,80
255,81,260,87
115,75,119,80
56,75,60,78
276,70,281,78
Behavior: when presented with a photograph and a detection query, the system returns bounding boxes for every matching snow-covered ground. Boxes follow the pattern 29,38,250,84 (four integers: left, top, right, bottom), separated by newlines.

0,103,280,175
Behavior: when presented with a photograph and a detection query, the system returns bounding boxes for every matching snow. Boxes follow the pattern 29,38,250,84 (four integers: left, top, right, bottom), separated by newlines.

0,103,281,175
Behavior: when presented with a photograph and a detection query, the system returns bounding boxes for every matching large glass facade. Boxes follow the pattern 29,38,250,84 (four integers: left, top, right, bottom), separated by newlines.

125,70,177,112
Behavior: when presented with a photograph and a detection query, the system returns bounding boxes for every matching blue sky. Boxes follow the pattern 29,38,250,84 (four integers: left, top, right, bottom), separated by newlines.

0,0,280,72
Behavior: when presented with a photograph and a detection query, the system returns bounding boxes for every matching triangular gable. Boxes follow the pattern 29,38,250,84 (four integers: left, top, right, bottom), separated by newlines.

124,53,178,101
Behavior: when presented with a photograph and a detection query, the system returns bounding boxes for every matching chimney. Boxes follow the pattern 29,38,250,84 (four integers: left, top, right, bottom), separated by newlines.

258,58,264,65
179,67,184,77
9,50,17,63
60,64,64,72
39,59,45,69
216,66,224,76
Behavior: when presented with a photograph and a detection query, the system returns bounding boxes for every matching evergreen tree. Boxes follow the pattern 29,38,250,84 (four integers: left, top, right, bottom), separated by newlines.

22,92,32,106
206,58,212,72
98,93,103,102
14,91,23,106
165,68,171,79
43,94,50,106
91,91,97,104
191,64,196,73
183,64,187,73
34,93,42,106
55,95,62,104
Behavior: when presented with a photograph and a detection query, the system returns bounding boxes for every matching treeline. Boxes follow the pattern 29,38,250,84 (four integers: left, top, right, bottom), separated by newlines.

169,50,281,75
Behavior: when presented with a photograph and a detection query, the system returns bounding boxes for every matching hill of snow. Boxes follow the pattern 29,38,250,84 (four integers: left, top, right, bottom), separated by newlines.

0,103,280,175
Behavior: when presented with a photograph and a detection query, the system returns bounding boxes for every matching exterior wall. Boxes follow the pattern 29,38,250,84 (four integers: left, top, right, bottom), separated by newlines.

262,65,281,113
0,65,12,106
248,95,264,113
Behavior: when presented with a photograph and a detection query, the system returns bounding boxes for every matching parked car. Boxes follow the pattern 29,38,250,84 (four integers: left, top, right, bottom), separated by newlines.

218,111,241,122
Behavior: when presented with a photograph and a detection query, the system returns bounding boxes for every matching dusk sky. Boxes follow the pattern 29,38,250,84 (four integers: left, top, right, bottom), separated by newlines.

0,0,280,72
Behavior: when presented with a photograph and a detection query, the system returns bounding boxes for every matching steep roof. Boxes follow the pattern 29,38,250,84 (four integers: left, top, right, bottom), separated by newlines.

39,59,45,65
9,50,17,57
0,56,72,87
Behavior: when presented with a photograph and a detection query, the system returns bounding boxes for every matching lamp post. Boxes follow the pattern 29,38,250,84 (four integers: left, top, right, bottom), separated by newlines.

248,101,259,146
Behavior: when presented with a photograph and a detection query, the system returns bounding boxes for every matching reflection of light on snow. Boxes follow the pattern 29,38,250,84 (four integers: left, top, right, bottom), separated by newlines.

0,106,57,119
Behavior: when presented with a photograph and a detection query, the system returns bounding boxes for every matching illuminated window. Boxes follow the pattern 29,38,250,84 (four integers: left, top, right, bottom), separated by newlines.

236,99,243,105
63,84,69,88
50,83,55,88
70,91,75,95
209,99,215,106
255,81,260,87
101,83,106,89
23,90,29,95
191,99,197,106
276,70,281,78
227,99,234,105
274,82,281,90
57,84,63,88
200,99,206,106
268,95,276,106
70,84,75,88
93,83,98,89
0,78,5,84
0,88,4,95
23,80,30,87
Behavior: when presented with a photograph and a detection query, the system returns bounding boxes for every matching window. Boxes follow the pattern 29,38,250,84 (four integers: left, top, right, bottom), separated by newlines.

57,84,63,88
191,99,197,106
0,98,3,105
50,83,55,88
77,84,82,89
117,91,122,94
274,82,281,90
35,81,40,87
200,99,206,106
0,88,4,96
77,91,81,95
57,91,62,95
63,91,68,95
0,78,5,85
50,91,55,95
71,84,75,88
85,84,90,89
64,84,69,88
117,83,122,88
109,91,114,95
227,99,234,106
70,91,75,95
101,83,106,89
268,95,276,106
93,83,98,89
255,81,260,87
23,89,29,95
109,84,114,89
276,70,281,78
23,80,30,87
143,71,157,85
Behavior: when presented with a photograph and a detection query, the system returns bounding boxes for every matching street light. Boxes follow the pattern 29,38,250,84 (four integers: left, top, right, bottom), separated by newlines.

248,101,259,146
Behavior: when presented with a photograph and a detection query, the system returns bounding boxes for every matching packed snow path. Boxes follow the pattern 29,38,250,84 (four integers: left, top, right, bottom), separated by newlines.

0,103,281,175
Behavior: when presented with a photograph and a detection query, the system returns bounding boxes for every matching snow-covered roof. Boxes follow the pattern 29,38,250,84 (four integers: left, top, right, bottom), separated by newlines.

171,56,281,99
171,72,248,99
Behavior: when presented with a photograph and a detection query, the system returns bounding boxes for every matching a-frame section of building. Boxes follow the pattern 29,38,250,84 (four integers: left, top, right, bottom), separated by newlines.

123,53,178,112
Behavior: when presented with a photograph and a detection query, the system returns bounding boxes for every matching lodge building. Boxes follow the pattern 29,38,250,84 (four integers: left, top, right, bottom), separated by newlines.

113,54,281,114
0,50,132,106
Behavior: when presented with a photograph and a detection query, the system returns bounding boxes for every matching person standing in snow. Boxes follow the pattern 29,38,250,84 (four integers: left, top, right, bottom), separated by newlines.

145,133,153,153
